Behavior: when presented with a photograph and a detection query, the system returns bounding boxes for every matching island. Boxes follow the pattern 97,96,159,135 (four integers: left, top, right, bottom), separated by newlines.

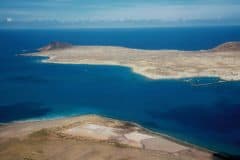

0,115,224,160
22,41,240,81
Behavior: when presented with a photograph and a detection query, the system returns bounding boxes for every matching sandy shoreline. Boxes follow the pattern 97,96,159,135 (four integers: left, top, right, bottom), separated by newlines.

22,42,240,81
0,114,223,160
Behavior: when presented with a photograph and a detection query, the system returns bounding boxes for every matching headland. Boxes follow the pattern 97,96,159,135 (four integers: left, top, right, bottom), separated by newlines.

0,115,224,160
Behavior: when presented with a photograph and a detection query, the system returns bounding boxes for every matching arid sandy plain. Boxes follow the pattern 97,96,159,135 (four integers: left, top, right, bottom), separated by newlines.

24,41,240,81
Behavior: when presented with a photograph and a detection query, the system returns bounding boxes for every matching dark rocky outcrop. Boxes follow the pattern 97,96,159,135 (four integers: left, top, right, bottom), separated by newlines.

38,41,73,52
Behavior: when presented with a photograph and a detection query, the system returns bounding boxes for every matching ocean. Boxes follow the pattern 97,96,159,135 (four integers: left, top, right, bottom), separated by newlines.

0,27,240,156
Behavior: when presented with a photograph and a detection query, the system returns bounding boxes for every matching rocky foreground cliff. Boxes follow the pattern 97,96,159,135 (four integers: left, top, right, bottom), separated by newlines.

0,115,226,160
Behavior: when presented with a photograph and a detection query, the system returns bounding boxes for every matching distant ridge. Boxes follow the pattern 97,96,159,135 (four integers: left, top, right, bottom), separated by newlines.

38,41,240,52
212,42,240,52
38,41,73,52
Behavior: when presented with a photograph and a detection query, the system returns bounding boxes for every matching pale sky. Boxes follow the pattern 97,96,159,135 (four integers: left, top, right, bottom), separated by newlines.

1,0,240,28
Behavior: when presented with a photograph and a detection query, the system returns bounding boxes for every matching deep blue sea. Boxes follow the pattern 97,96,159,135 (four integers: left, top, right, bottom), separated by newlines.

0,27,240,156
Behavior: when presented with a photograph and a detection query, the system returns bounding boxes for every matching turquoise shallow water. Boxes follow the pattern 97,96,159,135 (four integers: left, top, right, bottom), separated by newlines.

0,27,240,156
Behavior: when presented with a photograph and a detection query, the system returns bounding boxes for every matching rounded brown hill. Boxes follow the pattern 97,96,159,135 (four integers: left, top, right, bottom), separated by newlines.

212,42,240,52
